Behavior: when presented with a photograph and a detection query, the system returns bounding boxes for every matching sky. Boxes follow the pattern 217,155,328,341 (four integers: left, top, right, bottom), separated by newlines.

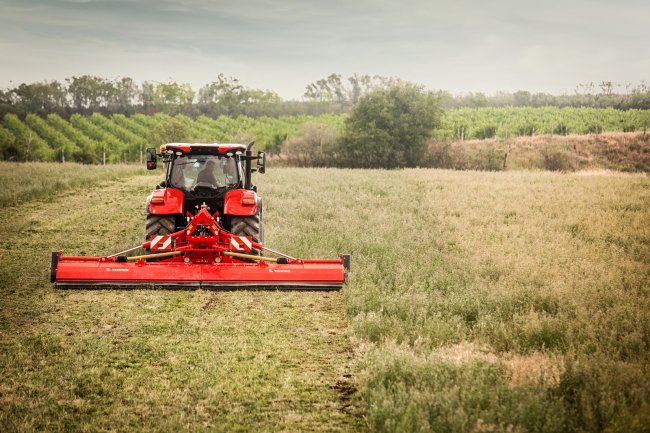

1,0,648,100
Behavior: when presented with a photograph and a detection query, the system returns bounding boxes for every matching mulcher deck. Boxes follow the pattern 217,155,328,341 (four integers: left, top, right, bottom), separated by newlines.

51,206,349,290
51,253,348,290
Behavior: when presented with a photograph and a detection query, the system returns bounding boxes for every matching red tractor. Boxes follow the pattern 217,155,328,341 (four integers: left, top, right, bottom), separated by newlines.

145,142,266,251
50,141,349,289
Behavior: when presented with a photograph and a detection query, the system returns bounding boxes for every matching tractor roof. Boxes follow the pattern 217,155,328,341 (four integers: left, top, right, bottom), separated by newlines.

161,143,247,154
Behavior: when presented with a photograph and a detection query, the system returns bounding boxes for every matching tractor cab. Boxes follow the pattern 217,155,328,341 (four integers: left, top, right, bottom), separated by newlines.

163,144,244,192
147,142,265,188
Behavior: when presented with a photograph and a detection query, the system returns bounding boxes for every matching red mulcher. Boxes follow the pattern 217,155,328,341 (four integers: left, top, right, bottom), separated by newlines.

51,142,349,289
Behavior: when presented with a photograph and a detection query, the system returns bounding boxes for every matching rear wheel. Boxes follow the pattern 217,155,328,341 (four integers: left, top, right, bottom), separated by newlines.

145,214,175,239
231,210,264,255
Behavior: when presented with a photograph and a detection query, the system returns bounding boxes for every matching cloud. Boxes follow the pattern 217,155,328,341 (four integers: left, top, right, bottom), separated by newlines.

1,0,648,98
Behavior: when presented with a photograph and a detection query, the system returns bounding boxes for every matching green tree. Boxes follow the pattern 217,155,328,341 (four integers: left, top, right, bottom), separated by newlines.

66,75,115,111
338,82,443,168
151,117,190,146
153,81,195,115
141,81,156,112
10,81,67,114
110,77,139,113
513,90,532,106
198,74,244,107
304,73,393,103
197,74,282,116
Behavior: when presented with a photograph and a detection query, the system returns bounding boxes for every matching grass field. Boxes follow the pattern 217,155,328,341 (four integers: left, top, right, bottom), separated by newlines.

1,164,648,432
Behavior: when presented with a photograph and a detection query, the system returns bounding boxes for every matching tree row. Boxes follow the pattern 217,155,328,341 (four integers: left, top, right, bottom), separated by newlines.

1,107,648,163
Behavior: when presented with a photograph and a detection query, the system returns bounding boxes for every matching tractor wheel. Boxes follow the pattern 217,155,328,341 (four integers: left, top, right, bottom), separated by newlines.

231,211,264,255
145,214,175,239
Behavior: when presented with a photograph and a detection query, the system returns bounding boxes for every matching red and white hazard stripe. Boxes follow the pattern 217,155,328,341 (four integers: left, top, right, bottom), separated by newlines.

150,235,173,251
230,236,253,252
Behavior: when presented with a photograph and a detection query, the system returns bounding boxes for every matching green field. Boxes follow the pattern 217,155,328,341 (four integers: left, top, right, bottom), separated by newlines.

0,163,648,432
437,106,650,140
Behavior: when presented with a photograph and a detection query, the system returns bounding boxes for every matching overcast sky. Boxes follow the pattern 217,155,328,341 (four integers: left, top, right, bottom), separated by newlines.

1,0,648,99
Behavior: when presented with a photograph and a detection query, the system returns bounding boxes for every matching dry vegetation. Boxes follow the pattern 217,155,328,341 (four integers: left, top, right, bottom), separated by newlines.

1,163,649,432
425,131,650,172
277,127,650,173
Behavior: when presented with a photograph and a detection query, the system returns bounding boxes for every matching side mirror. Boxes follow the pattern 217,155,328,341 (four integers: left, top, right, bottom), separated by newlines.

257,151,266,174
146,147,157,170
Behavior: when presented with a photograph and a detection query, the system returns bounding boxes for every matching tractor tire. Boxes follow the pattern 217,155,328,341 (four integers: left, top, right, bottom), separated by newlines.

145,214,175,239
231,211,264,255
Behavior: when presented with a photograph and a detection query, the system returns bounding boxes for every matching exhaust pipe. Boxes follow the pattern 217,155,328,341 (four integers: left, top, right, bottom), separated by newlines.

244,141,255,190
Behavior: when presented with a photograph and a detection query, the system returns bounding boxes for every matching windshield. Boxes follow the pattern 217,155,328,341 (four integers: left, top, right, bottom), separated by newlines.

168,155,240,192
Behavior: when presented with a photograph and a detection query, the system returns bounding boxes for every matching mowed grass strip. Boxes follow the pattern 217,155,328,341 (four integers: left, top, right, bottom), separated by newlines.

0,171,361,432
0,161,148,208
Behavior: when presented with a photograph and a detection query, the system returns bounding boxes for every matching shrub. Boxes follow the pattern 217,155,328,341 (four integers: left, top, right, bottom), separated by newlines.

475,146,506,171
338,82,442,168
423,140,453,168
424,140,506,171
282,122,338,167
542,144,576,171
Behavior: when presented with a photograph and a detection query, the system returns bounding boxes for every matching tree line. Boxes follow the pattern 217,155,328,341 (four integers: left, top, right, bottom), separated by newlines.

446,82,650,110
2,74,650,120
